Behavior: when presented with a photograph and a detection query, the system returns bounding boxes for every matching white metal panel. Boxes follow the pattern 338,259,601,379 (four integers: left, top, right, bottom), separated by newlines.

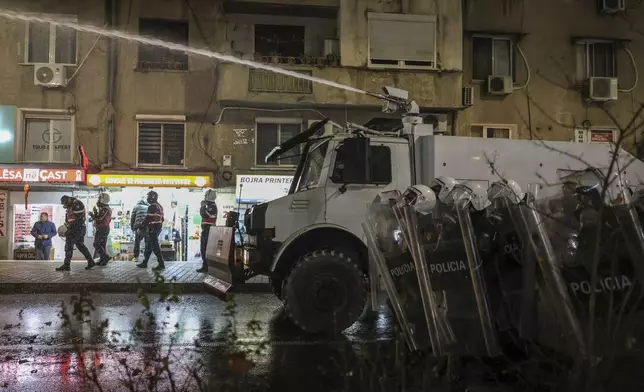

418,136,644,191
368,13,436,62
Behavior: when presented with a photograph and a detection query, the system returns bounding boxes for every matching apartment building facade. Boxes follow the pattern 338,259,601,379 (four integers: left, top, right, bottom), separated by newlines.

0,0,642,258
460,0,644,152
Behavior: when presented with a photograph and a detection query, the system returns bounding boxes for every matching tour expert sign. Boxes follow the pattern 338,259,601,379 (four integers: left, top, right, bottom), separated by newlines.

0,190,6,237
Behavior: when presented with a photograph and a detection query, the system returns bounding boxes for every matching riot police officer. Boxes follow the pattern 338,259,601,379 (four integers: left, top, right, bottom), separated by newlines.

136,190,165,271
90,192,113,266
197,189,218,273
56,195,95,271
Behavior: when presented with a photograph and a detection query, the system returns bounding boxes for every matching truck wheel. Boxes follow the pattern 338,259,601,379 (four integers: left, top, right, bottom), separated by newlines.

283,249,367,335
269,278,283,300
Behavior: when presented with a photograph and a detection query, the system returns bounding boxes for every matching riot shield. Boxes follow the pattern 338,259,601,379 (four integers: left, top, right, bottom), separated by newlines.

446,187,500,356
520,169,644,357
486,187,538,340
518,183,587,357
362,199,436,353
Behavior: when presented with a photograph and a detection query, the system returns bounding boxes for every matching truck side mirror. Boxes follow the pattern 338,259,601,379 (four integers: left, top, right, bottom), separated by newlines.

330,137,371,185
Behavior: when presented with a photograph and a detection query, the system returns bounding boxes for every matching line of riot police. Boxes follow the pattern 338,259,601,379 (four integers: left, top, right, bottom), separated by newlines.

364,169,644,362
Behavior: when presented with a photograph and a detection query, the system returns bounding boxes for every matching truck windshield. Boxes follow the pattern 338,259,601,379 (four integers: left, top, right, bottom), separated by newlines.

297,139,330,192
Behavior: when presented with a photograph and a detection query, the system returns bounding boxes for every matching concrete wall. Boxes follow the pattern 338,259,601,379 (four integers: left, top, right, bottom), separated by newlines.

216,0,464,108
110,0,220,175
460,0,644,150
0,0,108,164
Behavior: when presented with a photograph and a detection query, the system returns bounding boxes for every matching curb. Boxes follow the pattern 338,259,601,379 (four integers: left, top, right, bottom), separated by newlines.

0,282,271,295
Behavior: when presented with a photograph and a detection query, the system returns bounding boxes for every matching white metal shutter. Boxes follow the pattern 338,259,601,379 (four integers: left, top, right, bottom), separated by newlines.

368,13,436,64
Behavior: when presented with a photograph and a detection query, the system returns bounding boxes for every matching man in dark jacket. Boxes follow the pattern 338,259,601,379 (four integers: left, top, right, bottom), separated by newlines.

90,192,113,266
197,189,218,273
56,195,95,271
136,190,165,271
31,212,57,260
130,198,149,261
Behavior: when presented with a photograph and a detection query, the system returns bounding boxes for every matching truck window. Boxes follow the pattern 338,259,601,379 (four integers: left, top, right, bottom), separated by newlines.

331,143,392,185
371,145,392,184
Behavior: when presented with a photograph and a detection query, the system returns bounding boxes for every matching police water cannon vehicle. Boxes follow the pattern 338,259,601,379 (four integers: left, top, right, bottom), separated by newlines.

204,86,644,336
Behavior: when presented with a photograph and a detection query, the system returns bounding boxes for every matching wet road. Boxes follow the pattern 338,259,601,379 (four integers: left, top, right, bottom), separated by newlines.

0,293,399,392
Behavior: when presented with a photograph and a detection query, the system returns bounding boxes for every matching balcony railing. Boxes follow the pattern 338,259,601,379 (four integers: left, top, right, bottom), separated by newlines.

249,68,313,94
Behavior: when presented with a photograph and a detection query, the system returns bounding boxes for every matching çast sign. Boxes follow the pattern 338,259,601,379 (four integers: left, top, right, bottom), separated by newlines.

0,167,85,183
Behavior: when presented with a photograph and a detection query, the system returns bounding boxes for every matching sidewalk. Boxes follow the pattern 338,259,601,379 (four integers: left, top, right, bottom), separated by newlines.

0,261,269,294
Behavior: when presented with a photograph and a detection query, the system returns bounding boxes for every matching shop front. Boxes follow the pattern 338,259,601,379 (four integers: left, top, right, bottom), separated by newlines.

85,172,216,262
234,174,293,240
0,165,87,261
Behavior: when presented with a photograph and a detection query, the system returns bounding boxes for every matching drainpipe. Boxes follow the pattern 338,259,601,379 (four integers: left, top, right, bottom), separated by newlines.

101,0,118,170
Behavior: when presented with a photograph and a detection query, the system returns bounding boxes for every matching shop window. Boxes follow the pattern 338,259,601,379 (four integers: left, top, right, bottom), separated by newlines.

575,41,617,83
137,122,185,167
470,124,514,139
23,116,74,163
254,24,305,63
472,36,515,81
138,18,189,71
331,144,392,185
368,13,437,70
25,14,77,65
255,119,301,167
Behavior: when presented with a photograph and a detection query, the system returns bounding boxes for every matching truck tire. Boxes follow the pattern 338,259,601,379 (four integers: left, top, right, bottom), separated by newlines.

283,249,367,335
269,278,283,300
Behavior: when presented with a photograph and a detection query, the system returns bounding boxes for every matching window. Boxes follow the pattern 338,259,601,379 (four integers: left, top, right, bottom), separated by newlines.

138,18,189,70
23,115,74,163
331,143,392,185
254,24,305,63
255,119,301,166
137,122,185,166
25,15,77,64
575,41,616,82
470,124,514,139
368,13,436,69
472,36,514,81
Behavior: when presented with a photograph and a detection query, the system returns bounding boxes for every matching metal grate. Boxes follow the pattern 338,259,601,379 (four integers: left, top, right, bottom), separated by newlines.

248,69,313,94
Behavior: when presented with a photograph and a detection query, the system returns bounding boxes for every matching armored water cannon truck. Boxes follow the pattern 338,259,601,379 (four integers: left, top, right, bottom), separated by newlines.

204,86,644,335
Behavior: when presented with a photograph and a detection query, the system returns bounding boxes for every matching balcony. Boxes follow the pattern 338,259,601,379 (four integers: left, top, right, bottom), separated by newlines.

249,68,313,94
217,62,463,109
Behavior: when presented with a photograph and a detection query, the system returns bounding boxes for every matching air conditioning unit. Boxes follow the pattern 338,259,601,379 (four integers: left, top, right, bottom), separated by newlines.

487,75,513,95
34,64,67,87
588,77,618,101
324,39,340,57
462,86,474,107
600,0,625,13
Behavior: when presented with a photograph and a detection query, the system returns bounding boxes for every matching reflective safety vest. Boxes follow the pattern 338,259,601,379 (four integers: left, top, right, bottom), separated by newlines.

146,202,164,226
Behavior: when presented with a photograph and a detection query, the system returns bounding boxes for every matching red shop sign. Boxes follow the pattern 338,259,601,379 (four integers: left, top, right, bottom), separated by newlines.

0,167,85,184
590,130,614,143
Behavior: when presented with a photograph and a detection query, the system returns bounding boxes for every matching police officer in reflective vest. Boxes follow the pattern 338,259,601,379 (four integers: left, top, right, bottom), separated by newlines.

90,192,113,266
197,189,218,273
136,190,165,271
56,195,96,271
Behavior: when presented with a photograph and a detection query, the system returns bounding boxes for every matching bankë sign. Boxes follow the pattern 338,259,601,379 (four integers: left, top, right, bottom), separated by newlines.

87,174,212,188
0,167,85,183
235,174,293,204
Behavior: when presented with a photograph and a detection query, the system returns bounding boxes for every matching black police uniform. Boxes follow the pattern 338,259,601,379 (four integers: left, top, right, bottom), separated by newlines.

137,193,165,270
56,197,95,271
91,203,112,266
197,200,218,273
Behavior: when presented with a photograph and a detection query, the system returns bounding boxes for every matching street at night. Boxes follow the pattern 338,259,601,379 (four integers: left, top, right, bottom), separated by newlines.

0,293,397,391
